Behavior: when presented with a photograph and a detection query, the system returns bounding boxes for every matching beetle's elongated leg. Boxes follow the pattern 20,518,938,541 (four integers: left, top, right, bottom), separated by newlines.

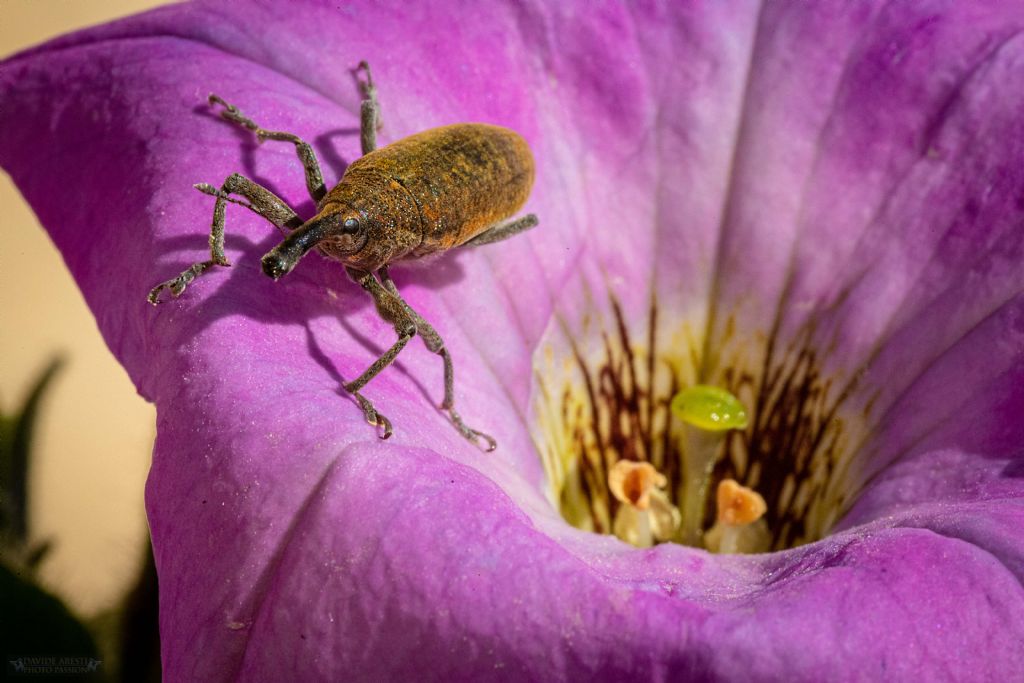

343,329,414,394
208,94,327,203
353,61,382,155
378,267,498,452
147,173,301,304
462,213,540,248
340,268,418,438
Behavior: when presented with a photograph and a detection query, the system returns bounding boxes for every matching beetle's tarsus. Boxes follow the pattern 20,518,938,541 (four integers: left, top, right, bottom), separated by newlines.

147,259,227,304
146,285,166,305
208,94,232,114
208,94,232,115
448,408,497,452
352,391,393,439
353,60,383,150
354,60,375,96
376,415,393,440
209,94,260,133
147,277,185,305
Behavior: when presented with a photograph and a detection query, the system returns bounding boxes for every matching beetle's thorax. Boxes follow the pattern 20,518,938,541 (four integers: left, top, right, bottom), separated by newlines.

317,165,422,272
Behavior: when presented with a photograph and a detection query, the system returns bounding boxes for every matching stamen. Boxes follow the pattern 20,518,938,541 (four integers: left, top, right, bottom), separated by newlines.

671,385,749,545
608,460,679,547
716,478,767,525
608,460,665,510
704,479,769,554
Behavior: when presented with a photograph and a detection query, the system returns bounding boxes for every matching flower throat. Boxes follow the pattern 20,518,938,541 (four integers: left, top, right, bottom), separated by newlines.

533,294,865,553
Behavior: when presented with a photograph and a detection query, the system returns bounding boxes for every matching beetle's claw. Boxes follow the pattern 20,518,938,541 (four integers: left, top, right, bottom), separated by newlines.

474,431,498,453
354,60,374,89
147,278,184,305
351,391,393,439
147,284,167,305
208,94,237,118
375,414,393,440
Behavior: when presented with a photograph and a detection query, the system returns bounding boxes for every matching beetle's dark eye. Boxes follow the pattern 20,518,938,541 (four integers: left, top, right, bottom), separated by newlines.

342,217,360,234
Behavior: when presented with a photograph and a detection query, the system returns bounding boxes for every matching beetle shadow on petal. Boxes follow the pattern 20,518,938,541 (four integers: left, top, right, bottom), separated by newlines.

389,251,470,292
155,232,371,326
1002,459,1024,479
151,225,465,414
303,318,435,409
314,127,362,181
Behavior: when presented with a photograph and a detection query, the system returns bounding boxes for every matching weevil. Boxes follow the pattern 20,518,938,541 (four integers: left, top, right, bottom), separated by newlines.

147,62,538,450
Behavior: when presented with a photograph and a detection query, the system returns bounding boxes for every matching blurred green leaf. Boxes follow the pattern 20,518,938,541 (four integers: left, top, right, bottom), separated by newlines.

1,356,65,547
117,539,160,683
0,562,105,681
24,539,53,571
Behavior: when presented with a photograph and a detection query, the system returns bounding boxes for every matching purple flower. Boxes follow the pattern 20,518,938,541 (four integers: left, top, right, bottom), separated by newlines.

3,1,1023,680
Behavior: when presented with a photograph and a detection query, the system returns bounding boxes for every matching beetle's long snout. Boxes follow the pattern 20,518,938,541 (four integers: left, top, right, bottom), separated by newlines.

261,215,335,280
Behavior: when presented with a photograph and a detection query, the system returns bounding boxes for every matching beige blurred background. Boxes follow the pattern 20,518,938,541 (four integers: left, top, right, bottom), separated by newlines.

1,0,166,617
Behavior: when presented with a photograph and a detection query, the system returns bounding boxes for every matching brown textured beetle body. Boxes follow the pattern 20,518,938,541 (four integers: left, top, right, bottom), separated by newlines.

315,124,534,272
259,123,535,279
148,62,539,448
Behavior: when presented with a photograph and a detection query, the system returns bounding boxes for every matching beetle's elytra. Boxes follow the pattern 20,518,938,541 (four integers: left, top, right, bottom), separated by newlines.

318,123,534,270
148,61,539,449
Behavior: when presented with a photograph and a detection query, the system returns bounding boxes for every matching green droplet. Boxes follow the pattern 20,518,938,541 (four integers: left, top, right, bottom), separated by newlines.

671,385,749,431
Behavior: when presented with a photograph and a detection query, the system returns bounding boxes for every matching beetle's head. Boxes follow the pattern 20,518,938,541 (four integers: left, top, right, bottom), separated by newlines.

260,207,368,280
